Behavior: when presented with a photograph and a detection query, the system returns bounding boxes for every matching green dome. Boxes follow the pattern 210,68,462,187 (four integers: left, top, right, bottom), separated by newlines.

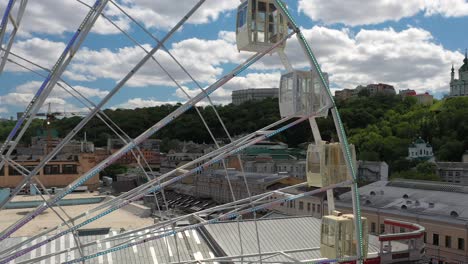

414,137,425,144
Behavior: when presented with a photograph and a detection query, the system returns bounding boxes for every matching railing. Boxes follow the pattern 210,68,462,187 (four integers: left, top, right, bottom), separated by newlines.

378,219,426,263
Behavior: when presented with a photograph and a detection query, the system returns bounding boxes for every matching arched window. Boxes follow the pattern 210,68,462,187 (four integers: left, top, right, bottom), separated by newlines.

401,205,407,210
450,211,459,218
403,194,409,199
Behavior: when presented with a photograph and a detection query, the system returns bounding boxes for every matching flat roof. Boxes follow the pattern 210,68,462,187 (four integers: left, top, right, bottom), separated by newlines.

0,194,153,237
337,180,468,224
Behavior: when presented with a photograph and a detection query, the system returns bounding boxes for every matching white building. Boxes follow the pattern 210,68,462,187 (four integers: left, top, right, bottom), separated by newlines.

231,88,278,105
450,49,468,97
408,137,434,161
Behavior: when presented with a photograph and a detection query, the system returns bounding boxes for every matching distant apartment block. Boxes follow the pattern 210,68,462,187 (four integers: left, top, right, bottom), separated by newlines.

437,162,468,185
192,169,292,204
399,89,434,105
358,161,389,182
0,136,99,190
335,83,396,101
231,88,278,105
107,138,161,167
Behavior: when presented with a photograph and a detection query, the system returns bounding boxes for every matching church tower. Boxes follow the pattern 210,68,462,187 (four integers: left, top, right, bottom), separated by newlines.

449,49,468,97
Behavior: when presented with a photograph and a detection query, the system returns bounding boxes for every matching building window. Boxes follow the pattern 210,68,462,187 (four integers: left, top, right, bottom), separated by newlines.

424,232,427,243
400,227,406,233
62,164,78,174
433,233,439,246
380,224,385,234
446,236,452,248
371,222,376,234
299,201,304,210
307,203,311,212
317,204,321,214
0,166,4,176
312,204,316,212
8,166,21,176
44,165,60,175
458,238,465,250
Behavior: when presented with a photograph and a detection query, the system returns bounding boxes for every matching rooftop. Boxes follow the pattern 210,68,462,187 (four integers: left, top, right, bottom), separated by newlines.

337,179,468,224
210,169,290,184
0,193,153,237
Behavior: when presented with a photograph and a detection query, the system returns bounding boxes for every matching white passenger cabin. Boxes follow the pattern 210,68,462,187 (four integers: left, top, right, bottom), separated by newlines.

236,0,288,53
279,70,330,118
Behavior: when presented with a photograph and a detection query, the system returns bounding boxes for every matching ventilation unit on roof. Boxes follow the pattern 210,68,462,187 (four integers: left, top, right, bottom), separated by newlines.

401,205,407,210
370,191,376,196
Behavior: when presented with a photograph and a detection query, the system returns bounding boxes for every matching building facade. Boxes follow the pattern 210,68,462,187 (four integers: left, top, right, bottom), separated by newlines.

192,169,292,204
107,138,161,167
400,90,434,105
336,180,468,264
231,88,279,105
0,137,100,190
335,83,396,101
436,162,468,185
358,161,389,182
450,50,468,97
0,153,99,190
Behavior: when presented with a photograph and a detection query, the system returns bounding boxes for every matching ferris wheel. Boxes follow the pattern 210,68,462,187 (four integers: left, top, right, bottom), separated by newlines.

0,0,367,263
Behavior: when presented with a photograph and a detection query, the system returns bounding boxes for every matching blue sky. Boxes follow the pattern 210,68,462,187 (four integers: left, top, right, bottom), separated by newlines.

0,0,467,118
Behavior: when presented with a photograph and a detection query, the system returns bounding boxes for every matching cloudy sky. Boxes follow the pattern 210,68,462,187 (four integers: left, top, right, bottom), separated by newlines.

0,0,467,118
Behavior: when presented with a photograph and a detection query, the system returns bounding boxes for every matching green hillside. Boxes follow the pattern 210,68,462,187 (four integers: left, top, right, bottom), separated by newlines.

1,96,467,176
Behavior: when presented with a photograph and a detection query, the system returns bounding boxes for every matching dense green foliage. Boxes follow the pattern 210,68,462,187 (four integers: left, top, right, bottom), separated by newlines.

1,96,467,178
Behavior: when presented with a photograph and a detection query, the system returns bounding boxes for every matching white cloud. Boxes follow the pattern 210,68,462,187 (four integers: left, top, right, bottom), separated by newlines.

0,107,8,114
298,0,468,26
8,31,246,88
113,98,180,109
175,72,281,105
0,0,237,37
0,93,66,108
0,0,131,36
15,81,108,99
120,0,235,30
299,26,463,94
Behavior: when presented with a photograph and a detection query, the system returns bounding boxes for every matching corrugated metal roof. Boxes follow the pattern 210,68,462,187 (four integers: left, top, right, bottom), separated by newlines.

203,216,381,262
1,228,214,264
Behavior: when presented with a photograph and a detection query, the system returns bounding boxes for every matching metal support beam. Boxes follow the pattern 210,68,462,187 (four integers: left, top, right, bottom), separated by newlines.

0,0,109,190
274,1,364,262
0,0,28,74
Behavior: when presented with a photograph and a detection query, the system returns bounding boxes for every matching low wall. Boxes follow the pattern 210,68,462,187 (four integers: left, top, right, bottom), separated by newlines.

105,195,151,218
